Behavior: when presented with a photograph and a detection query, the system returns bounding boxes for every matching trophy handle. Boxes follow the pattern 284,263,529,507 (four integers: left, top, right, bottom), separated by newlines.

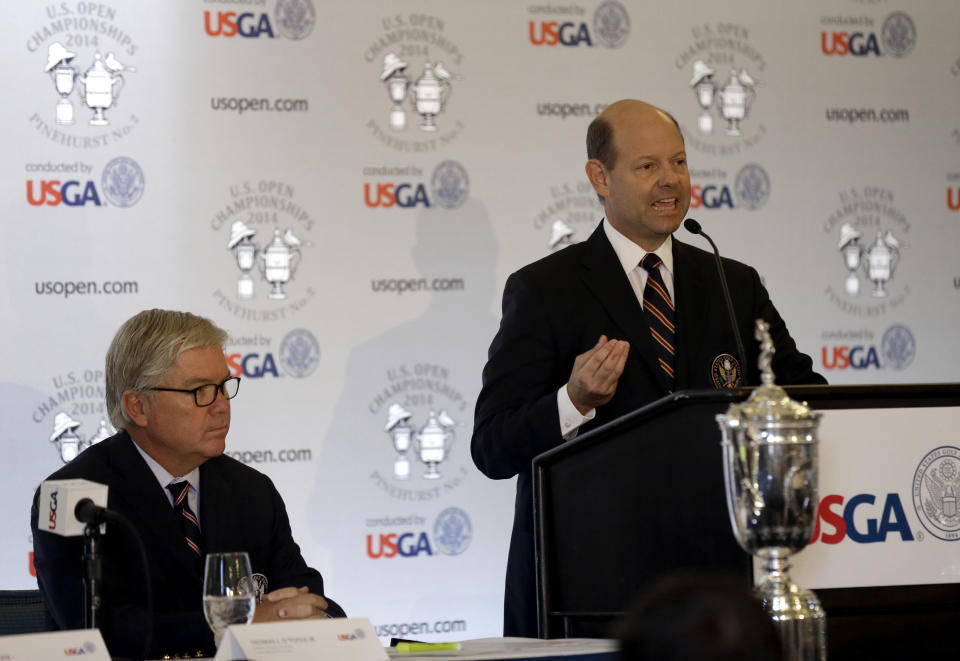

440,81,451,108
288,248,301,276
112,73,125,99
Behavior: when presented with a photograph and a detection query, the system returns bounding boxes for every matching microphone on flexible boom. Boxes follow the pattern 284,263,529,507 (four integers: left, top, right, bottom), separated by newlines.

683,218,747,380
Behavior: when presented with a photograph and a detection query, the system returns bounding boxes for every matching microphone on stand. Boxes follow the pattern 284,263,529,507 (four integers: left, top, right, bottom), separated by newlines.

683,218,747,377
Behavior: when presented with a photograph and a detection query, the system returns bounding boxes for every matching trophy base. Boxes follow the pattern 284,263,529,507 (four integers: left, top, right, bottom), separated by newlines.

756,561,827,661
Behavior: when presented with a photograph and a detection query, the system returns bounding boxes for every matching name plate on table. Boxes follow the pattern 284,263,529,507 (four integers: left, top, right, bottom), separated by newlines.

0,629,110,661
215,617,388,660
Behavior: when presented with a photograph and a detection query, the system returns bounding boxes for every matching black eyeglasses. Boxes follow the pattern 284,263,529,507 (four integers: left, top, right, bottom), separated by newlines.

146,376,241,407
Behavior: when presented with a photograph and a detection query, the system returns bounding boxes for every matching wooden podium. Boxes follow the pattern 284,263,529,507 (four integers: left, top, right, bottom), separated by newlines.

533,384,960,657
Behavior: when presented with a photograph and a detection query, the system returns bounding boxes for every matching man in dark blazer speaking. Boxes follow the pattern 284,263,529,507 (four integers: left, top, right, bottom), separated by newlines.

471,99,825,638
32,309,344,659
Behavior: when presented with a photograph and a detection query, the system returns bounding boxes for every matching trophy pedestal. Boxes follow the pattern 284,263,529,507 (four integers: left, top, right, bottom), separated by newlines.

419,114,438,132
393,455,410,480
698,111,713,135
756,553,827,661
237,275,254,300
268,283,288,300
56,99,75,125
422,462,441,479
89,107,109,126
389,107,406,131
724,118,743,136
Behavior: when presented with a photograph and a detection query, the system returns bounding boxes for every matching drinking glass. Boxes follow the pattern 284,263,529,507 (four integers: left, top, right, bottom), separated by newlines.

202,552,256,645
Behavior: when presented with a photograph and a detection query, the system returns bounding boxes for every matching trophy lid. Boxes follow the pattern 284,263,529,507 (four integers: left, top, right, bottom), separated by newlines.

723,319,820,429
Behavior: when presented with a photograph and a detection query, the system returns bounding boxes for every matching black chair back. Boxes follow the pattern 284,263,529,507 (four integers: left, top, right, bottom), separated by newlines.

0,589,56,635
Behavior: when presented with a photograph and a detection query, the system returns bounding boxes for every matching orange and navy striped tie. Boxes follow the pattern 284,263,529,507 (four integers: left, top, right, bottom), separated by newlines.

167,481,202,558
640,253,675,390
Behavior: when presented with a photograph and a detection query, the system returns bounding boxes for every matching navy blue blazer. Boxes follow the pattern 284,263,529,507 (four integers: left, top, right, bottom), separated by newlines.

32,431,344,659
471,224,825,637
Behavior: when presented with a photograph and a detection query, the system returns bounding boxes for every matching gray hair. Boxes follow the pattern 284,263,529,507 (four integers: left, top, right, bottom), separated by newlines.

105,309,228,429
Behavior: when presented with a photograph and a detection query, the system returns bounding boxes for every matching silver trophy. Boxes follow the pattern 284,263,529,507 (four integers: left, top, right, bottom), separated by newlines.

716,319,826,661
864,231,899,298
690,60,716,135
415,410,455,479
228,220,259,300
45,43,78,125
837,223,864,296
716,68,756,137
259,228,302,300
410,61,452,132
381,53,410,131
78,52,126,126
548,219,575,250
50,412,84,463
385,403,414,480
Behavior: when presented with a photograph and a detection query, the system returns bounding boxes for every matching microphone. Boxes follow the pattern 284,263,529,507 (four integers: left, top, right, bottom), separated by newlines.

37,479,109,536
683,218,747,379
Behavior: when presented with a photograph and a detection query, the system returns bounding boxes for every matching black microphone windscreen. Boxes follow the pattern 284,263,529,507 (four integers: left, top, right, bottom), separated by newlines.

683,218,702,234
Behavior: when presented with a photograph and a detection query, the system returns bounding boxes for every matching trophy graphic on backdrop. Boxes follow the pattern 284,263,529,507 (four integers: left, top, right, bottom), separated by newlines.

50,412,115,464
716,319,826,661
689,60,716,135
385,403,415,480
226,223,307,301
44,43,136,127
45,43,79,125
865,230,900,298
716,68,756,137
416,410,456,479
384,406,457,480
548,219,575,250
380,53,410,131
837,223,864,296
410,61,454,132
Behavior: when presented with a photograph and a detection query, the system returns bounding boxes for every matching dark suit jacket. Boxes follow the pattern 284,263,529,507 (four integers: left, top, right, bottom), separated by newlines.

471,224,825,637
31,431,344,659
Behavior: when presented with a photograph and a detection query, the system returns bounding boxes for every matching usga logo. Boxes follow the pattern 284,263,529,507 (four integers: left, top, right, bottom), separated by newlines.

204,0,316,40
364,161,469,210
26,157,144,207
820,12,916,58
226,329,320,379
366,507,472,558
821,324,915,371
948,185,960,212
690,164,770,211
809,493,914,544
528,1,630,48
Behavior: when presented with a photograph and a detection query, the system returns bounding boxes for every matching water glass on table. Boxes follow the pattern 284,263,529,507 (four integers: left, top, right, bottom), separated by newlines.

203,551,256,646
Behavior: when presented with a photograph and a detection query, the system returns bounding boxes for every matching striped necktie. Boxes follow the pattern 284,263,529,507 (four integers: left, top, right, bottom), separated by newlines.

167,481,202,558
640,253,676,391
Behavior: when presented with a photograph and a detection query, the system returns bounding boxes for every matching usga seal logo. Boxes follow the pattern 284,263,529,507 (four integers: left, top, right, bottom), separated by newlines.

710,353,741,389
880,324,916,370
881,12,917,59
279,328,320,378
430,160,469,210
101,157,144,207
433,507,472,556
734,163,770,210
592,1,630,48
912,446,960,541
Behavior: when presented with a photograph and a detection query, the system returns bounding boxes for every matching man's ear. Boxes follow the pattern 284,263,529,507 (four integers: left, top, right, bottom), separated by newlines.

585,158,609,198
122,390,149,428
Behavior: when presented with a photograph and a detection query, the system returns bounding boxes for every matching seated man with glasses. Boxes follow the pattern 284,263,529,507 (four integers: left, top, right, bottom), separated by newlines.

32,309,344,659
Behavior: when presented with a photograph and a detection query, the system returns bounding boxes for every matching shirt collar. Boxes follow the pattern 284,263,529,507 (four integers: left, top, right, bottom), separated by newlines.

130,436,201,494
602,219,674,277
